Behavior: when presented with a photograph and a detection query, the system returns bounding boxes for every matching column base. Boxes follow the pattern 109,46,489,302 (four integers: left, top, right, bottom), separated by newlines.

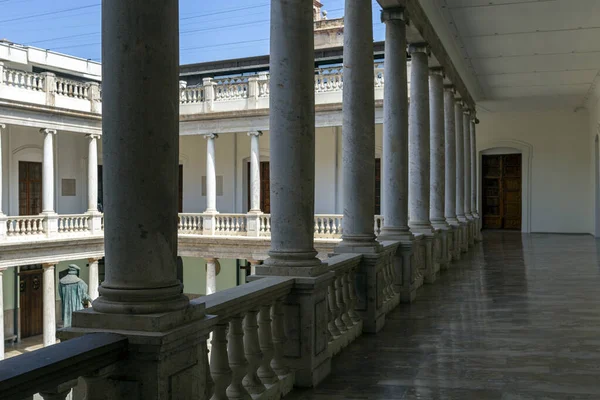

258,250,327,277
93,284,189,315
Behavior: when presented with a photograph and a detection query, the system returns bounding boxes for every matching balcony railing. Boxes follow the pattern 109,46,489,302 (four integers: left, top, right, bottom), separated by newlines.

0,62,399,117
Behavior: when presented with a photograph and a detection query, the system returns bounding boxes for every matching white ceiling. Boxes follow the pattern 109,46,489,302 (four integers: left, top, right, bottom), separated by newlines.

422,0,600,112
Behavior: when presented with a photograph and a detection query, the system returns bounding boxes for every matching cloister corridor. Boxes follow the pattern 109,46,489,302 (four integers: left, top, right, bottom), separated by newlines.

288,232,600,399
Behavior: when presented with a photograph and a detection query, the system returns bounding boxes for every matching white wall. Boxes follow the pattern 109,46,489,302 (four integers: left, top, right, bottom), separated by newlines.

478,109,592,234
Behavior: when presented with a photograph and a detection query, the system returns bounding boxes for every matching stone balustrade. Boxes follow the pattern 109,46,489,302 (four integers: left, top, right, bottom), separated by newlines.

5,215,46,237
0,62,396,118
57,214,91,234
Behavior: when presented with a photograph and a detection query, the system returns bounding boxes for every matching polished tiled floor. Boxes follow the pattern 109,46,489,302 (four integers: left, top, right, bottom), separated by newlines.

289,232,600,399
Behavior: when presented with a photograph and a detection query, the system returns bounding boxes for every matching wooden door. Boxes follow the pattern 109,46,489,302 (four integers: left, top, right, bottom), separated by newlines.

19,268,43,338
482,154,522,230
247,161,271,213
19,161,42,216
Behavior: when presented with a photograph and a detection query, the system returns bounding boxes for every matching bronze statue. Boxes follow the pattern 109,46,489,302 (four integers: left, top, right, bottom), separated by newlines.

59,265,92,327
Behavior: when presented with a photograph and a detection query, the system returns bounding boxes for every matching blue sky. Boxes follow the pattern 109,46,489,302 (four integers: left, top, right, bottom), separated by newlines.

0,0,385,65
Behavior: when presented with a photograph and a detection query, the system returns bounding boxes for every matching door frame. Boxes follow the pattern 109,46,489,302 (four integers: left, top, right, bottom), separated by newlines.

478,139,532,233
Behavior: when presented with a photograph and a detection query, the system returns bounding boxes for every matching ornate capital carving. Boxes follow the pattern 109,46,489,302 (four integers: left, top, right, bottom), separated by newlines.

42,263,56,269
0,123,6,130
86,134,101,141
247,130,263,138
381,8,407,24
40,128,57,136
203,133,218,140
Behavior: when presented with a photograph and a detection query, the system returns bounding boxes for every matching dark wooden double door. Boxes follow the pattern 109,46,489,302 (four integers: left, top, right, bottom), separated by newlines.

482,154,522,230
19,161,42,216
19,268,44,338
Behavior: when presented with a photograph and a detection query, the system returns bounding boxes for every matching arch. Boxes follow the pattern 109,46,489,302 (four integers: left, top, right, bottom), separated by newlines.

10,145,43,216
595,135,600,237
478,139,533,233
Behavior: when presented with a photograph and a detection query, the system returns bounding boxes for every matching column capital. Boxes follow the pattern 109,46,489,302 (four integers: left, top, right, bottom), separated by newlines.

40,128,57,136
0,123,5,130
463,107,472,115
42,263,56,269
87,257,102,264
444,84,455,93
203,133,218,140
380,7,407,23
429,67,444,77
247,130,263,138
408,42,429,56
472,116,480,124
86,133,101,140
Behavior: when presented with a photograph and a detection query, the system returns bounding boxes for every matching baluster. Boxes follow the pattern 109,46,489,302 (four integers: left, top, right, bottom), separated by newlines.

334,275,348,334
25,219,31,235
227,314,251,400
257,304,278,385
270,298,289,377
314,218,319,235
265,217,270,234
210,323,232,400
242,309,266,395
341,272,355,329
327,279,342,341
347,268,361,323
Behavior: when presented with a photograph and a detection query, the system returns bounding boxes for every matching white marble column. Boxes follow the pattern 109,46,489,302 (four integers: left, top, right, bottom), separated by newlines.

429,68,447,230
338,0,378,250
42,263,56,347
88,258,100,301
408,44,433,233
248,131,262,213
0,268,5,360
263,0,321,271
380,8,411,240
0,124,5,217
40,128,57,214
92,0,188,314
87,134,100,213
455,100,466,223
206,258,217,295
204,133,218,214
444,87,457,226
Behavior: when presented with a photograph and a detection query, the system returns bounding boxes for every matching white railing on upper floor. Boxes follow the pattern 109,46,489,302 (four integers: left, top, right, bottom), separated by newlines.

5,216,46,237
57,214,91,234
3,68,45,91
55,77,89,99
215,214,247,235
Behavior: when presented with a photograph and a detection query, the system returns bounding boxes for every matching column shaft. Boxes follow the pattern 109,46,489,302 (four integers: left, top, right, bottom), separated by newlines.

43,264,56,347
429,69,446,228
444,88,457,223
41,129,56,213
0,269,4,360
0,124,4,215
94,0,188,313
206,258,217,295
205,134,218,213
471,118,478,216
455,101,466,220
380,9,410,239
408,45,432,232
339,0,377,247
265,0,320,269
88,258,99,301
248,131,262,213
463,110,472,218
87,135,99,212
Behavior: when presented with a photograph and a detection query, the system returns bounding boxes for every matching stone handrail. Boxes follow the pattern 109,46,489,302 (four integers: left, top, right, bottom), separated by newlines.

5,215,46,237
55,77,89,99
314,214,343,238
0,333,127,400
193,276,296,399
57,214,91,233
3,68,45,91
215,213,248,235
179,213,204,233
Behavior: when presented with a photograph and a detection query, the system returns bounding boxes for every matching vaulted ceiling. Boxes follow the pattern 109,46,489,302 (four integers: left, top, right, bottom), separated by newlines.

420,0,600,112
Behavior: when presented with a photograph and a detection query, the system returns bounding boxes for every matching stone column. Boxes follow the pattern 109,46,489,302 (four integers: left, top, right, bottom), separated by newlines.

42,263,56,347
429,67,449,270
88,258,100,301
379,8,416,303
206,258,217,295
248,131,262,213
408,44,432,233
444,86,460,261
41,128,57,213
455,99,468,253
86,134,100,213
337,0,378,252
92,0,188,314
471,115,482,241
204,133,218,213
255,0,332,387
0,268,4,360
463,108,475,247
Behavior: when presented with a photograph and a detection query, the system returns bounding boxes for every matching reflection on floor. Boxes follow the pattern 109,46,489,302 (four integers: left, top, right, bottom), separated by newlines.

4,334,44,359
288,232,600,399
